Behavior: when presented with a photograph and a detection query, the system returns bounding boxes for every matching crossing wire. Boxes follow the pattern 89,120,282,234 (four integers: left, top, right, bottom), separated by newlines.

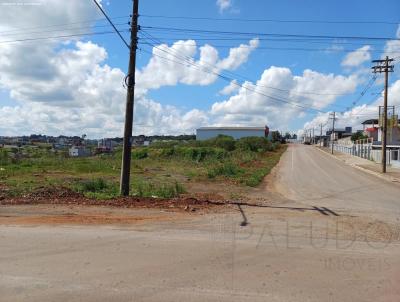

92,0,130,48
0,30,129,44
140,14,400,25
141,26,400,42
139,30,360,98
138,37,327,113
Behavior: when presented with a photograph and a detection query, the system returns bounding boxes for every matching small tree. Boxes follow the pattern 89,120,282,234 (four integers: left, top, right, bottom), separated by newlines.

271,131,282,143
351,132,367,142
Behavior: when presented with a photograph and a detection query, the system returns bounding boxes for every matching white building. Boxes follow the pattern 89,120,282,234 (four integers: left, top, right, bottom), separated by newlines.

69,146,89,157
196,126,269,140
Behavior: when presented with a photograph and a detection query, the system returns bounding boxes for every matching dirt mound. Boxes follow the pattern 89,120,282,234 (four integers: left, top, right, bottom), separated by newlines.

1,187,228,212
24,186,83,199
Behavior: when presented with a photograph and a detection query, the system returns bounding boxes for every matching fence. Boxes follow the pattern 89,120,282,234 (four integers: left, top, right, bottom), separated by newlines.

330,140,400,167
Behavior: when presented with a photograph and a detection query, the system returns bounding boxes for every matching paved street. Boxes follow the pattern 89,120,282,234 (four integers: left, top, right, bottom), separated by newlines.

274,144,400,222
1,144,400,302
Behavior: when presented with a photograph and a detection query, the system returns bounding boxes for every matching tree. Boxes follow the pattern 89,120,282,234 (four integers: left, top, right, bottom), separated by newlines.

351,132,367,142
271,131,282,143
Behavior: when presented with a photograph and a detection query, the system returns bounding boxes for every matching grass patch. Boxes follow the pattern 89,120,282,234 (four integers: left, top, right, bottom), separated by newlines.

71,178,119,199
132,180,186,198
0,136,286,199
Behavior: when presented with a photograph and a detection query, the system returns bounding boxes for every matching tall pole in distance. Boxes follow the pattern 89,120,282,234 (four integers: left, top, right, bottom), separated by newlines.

383,58,389,173
320,123,323,147
312,128,315,145
330,112,336,154
120,0,140,195
372,56,394,173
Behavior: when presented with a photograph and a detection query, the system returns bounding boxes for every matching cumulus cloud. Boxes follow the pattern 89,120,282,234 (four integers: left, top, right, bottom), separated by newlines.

210,66,359,129
0,1,259,137
341,45,371,67
216,0,232,13
137,38,259,92
219,80,240,95
300,25,400,136
300,79,400,137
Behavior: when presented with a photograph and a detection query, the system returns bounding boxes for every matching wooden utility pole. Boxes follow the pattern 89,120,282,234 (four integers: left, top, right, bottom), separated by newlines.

120,0,140,195
330,112,336,154
372,56,394,173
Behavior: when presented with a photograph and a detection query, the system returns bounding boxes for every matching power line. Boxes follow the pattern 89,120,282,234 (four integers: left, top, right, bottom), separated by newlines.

140,14,400,25
139,42,326,113
139,31,365,98
342,75,378,113
0,22,128,38
142,26,400,42
0,15,130,35
0,30,128,44
138,41,400,54
92,0,130,48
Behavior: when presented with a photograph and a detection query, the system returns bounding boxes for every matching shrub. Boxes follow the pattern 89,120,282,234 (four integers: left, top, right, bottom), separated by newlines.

160,146,227,162
236,137,273,152
74,178,109,192
209,135,236,151
132,148,148,159
207,162,243,179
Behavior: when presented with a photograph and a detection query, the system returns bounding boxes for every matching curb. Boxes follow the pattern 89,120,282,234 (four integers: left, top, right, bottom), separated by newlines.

314,146,400,184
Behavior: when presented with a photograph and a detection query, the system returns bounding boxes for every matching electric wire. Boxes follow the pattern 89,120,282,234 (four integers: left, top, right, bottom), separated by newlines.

92,0,130,48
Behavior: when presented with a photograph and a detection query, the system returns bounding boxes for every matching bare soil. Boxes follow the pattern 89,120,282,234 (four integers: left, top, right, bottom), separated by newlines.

0,186,230,213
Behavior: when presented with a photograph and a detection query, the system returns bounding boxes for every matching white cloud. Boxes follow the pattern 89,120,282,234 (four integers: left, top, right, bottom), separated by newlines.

219,80,239,95
210,66,359,129
217,38,259,70
301,79,400,135
341,45,371,67
216,0,232,13
137,38,259,92
0,0,260,138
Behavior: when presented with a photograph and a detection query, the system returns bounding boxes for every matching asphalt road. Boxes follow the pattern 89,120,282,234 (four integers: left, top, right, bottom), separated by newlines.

274,144,400,222
1,144,399,302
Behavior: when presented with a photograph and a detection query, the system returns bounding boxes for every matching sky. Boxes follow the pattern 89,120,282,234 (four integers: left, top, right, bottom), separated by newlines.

0,0,399,138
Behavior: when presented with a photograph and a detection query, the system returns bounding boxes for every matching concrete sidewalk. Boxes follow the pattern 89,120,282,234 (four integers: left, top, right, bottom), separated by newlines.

317,146,400,184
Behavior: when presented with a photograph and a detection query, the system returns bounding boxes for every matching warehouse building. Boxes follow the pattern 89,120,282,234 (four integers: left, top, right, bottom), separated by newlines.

196,126,270,140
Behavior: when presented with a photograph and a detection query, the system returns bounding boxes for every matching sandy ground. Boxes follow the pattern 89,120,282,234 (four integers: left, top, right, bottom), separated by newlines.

1,144,400,301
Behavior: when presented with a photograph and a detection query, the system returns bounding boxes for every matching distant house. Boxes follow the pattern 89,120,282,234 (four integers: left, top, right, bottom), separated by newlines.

131,135,151,146
362,118,400,148
69,146,89,157
196,126,270,140
97,138,117,153
326,126,353,140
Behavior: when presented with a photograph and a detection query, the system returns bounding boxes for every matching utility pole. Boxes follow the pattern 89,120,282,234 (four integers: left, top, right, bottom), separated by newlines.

320,124,323,147
312,128,315,145
330,112,336,154
120,0,140,195
372,56,394,173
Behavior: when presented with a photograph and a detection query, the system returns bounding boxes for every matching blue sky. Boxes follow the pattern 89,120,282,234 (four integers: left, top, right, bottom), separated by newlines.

0,0,399,137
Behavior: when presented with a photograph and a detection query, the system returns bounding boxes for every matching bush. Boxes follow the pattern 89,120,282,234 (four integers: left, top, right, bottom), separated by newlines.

74,178,109,192
132,148,148,159
207,162,244,179
208,135,236,151
72,178,118,199
160,146,227,162
351,132,368,142
236,137,274,152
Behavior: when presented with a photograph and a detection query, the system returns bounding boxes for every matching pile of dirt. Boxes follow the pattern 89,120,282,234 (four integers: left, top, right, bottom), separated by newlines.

23,186,83,199
1,187,228,212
